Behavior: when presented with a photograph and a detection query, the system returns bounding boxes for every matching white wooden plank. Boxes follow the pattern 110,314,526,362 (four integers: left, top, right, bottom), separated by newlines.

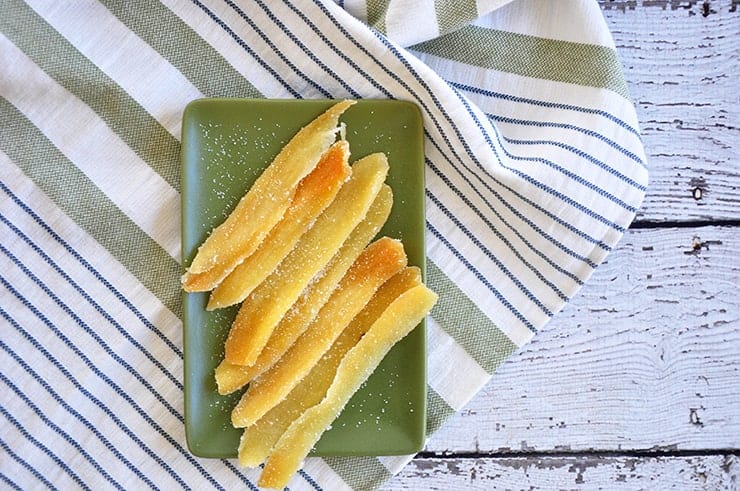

423,226,739,453
600,1,739,222
386,454,738,490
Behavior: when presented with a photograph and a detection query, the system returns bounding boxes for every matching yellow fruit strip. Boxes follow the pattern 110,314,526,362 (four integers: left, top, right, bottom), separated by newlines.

206,140,351,310
182,100,354,292
237,267,421,467
223,153,389,366
231,237,407,428
214,185,393,395
258,284,438,488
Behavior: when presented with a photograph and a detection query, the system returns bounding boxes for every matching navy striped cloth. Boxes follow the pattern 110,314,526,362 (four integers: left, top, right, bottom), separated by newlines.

0,1,647,489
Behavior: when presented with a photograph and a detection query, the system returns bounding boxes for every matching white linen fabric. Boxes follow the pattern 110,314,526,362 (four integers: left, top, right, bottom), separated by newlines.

0,0,647,489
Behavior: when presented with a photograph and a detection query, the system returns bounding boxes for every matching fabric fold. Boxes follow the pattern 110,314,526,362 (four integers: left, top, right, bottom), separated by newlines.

0,1,646,489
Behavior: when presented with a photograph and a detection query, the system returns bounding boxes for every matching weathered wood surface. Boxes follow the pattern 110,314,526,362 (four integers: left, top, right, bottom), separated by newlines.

387,455,738,490
604,0,739,223
425,226,739,453
389,2,739,489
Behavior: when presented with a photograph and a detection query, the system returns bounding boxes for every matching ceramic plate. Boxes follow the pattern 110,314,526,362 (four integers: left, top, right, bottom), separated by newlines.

182,98,426,458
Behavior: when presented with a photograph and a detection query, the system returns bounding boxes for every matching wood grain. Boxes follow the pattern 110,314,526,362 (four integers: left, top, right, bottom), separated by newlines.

388,454,738,490
425,226,739,453
600,0,739,223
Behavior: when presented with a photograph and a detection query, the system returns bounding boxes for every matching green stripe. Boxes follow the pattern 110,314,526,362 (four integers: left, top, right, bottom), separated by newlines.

427,260,518,374
98,0,261,99
365,0,388,35
426,386,456,435
412,25,630,99
434,0,477,37
0,97,181,317
1,0,180,191
323,456,391,491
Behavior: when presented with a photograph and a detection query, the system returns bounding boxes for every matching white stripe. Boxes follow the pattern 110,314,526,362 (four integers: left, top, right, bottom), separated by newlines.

25,0,203,139
425,164,568,324
473,0,617,48
342,0,368,22
255,0,390,99
377,454,415,474
426,231,536,348
425,138,605,291
0,274,218,488
1,349,145,489
0,152,182,337
1,407,76,489
198,0,350,99
411,48,645,150
425,142,589,299
0,444,44,489
0,154,196,488
454,83,645,231
0,216,182,399
384,0,439,46
300,458,353,491
0,34,181,261
426,316,492,411
475,0,518,18
161,0,295,98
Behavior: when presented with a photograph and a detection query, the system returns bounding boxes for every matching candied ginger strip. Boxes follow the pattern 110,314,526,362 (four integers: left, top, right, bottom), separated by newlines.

231,237,407,428
258,284,438,488
215,185,393,395
223,153,389,366
206,140,351,310
237,267,421,467
182,100,355,292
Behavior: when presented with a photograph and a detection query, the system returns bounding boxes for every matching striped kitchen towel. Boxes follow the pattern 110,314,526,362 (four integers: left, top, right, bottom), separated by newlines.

0,1,647,490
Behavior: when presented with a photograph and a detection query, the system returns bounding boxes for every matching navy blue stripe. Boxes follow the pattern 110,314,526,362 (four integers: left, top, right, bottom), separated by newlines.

0,372,125,491
0,180,183,359
304,0,609,265
0,438,56,490
245,0,360,98
289,0,581,251
425,156,589,280
0,262,257,490
427,187,567,308
446,80,641,139
220,0,332,98
211,0,605,318
283,0,390,97
488,129,638,213
0,243,184,423
0,273,225,490
0,336,157,490
503,137,647,192
219,461,259,491
451,89,628,232
280,0,591,294
0,211,182,391
192,0,302,99
0,306,188,488
307,0,614,248
426,220,537,332
189,0,300,98
488,112,645,168
298,469,324,491
204,0,607,284
0,471,24,491
361,19,628,234
0,405,89,490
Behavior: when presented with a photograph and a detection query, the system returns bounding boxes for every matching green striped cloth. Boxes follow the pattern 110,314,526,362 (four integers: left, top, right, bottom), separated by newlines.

0,0,647,489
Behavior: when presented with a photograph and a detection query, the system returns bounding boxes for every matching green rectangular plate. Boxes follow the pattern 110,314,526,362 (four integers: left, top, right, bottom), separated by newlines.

182,98,426,458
